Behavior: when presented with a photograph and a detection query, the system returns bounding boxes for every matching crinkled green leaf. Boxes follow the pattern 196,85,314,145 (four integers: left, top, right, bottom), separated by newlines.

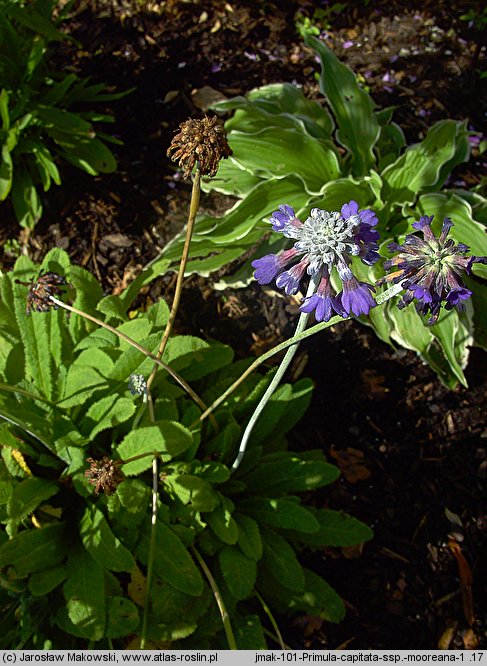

164,474,220,512
64,547,106,641
234,513,262,561
117,422,193,475
80,505,136,572
261,530,304,592
204,503,239,545
218,545,257,600
83,395,136,439
240,454,339,494
0,522,67,577
234,614,267,650
106,597,139,639
29,564,67,596
241,497,320,533
7,476,58,524
137,522,204,596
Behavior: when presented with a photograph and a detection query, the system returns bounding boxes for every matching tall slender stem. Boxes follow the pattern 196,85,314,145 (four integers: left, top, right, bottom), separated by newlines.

230,277,319,473
140,456,158,649
191,546,237,650
147,169,201,392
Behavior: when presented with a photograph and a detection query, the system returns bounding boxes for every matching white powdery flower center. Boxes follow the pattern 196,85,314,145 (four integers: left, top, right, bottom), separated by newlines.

295,209,361,269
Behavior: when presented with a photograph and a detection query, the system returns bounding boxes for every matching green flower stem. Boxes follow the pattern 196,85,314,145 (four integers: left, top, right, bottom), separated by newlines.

146,169,201,392
48,295,216,428
194,284,402,428
0,407,55,454
254,590,285,650
191,546,237,650
230,277,318,472
140,455,158,650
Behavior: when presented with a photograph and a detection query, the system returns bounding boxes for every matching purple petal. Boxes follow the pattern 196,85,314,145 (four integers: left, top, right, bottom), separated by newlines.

252,255,281,284
341,200,359,219
340,280,376,317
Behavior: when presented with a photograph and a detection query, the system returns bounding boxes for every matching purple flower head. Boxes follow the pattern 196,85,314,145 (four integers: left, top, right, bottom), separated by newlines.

378,214,487,325
253,200,380,322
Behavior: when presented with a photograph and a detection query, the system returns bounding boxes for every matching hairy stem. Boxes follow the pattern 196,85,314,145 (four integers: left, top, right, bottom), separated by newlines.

140,456,158,649
147,169,201,392
191,546,237,650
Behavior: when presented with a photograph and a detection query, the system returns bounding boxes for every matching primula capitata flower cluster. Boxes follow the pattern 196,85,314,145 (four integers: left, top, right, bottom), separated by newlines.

85,457,125,495
378,215,487,325
252,201,380,322
167,115,232,178
16,271,67,315
128,373,148,396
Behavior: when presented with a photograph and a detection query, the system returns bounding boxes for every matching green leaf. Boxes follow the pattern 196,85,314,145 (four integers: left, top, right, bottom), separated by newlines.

164,336,234,381
261,530,304,592
117,422,194,475
227,127,340,192
106,597,139,638
64,547,106,641
430,309,471,388
83,395,136,439
7,477,58,524
137,522,204,596
7,5,66,42
164,474,220,512
204,503,239,545
80,505,136,572
382,120,470,206
287,509,373,547
61,137,117,174
0,522,67,577
240,454,340,494
29,564,67,596
241,497,320,533
234,614,266,650
306,34,379,175
290,569,345,623
234,513,262,561
11,170,42,228
218,546,257,600
0,144,13,200
251,378,314,445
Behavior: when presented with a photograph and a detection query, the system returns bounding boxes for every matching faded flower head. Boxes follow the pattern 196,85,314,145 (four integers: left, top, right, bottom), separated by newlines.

252,200,380,322
378,215,487,325
167,115,232,178
128,373,147,396
85,457,125,495
16,271,68,315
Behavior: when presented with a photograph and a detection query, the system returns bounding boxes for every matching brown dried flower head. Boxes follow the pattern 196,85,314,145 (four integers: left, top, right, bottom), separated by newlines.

167,115,232,178
85,457,125,495
16,271,68,315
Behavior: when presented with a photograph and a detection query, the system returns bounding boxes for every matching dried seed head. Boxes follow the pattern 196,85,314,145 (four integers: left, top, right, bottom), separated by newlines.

85,457,125,496
167,116,232,178
16,271,68,315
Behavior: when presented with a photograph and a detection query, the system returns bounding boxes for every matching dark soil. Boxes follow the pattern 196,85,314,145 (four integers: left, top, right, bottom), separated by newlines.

1,0,486,651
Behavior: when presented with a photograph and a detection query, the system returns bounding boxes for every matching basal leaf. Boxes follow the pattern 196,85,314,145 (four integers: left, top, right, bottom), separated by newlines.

106,597,140,639
0,522,67,577
118,422,193,475
261,530,304,592
80,505,136,572
240,497,320,534
164,474,220,512
83,395,136,439
137,522,204,596
218,545,257,600
240,454,340,494
287,509,373,547
234,614,267,650
7,476,58,524
204,503,239,545
234,513,262,561
29,564,67,596
64,547,106,641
